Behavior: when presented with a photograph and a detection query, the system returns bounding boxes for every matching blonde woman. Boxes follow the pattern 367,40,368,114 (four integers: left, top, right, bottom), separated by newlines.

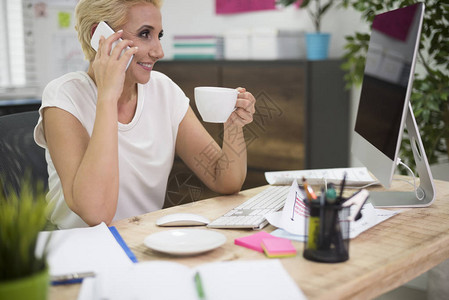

34,0,256,229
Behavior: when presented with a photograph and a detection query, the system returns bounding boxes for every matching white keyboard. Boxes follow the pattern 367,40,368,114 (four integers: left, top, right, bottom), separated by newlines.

207,186,290,230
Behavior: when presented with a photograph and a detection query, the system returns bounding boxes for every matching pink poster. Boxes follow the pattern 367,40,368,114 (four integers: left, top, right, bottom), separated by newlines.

216,0,276,14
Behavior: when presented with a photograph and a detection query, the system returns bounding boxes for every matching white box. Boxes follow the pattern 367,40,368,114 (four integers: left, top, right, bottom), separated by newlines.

224,29,304,60
250,28,278,60
277,30,305,59
224,29,250,60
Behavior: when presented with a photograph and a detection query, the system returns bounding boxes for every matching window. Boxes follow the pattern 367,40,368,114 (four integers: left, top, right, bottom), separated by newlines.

0,0,38,96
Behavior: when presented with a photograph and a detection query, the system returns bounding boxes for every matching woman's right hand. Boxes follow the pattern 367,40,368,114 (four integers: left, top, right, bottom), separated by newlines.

91,30,137,103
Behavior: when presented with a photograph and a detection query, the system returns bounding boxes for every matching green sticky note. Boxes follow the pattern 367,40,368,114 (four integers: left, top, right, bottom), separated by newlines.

58,12,71,28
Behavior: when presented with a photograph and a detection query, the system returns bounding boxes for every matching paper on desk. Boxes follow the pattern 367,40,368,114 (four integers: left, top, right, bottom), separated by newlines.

36,222,133,277
198,260,305,300
266,180,308,238
265,167,378,186
78,260,306,300
94,261,197,300
266,182,399,240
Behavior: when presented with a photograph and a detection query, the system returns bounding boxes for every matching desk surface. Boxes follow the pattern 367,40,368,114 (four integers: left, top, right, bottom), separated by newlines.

50,177,449,300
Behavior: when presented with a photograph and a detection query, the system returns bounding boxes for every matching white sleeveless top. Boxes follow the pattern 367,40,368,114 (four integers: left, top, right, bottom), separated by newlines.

34,71,189,229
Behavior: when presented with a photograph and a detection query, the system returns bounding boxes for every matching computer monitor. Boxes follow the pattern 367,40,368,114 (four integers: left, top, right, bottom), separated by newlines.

351,3,436,207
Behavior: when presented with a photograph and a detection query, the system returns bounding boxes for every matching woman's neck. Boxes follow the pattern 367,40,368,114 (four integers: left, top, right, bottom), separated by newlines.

87,65,138,124
117,79,138,124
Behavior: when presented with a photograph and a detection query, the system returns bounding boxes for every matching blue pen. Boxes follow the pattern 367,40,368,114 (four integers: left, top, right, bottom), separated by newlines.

109,226,138,263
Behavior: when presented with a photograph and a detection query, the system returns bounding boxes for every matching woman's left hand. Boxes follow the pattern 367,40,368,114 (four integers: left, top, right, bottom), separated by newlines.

227,87,256,127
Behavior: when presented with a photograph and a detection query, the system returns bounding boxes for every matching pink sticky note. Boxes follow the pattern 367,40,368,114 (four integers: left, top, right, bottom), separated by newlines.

261,238,297,258
234,231,275,253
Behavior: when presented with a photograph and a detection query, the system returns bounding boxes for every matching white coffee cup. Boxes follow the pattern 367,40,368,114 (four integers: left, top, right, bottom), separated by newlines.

194,87,238,123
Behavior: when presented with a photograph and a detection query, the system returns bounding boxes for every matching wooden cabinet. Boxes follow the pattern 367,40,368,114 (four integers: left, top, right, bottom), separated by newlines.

154,60,349,207
221,61,305,171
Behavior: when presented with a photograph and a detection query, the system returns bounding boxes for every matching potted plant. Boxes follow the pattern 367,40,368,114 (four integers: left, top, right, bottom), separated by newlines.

278,0,335,60
0,179,52,300
341,0,449,172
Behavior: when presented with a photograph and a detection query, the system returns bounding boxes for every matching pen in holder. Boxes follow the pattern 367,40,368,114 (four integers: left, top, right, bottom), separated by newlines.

303,201,350,263
303,188,369,263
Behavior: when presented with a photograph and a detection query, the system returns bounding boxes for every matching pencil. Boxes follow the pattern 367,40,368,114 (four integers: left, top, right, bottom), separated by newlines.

302,177,316,200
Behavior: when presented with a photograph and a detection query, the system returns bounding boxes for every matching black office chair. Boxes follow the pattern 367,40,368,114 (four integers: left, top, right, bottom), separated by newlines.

0,111,48,197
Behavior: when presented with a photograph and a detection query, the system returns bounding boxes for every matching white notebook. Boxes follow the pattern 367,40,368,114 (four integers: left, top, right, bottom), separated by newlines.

79,260,306,300
36,223,132,278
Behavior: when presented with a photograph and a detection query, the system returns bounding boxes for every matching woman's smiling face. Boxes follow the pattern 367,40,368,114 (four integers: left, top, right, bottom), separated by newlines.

121,2,164,84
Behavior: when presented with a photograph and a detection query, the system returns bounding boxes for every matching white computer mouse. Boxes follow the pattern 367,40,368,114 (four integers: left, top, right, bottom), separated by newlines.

156,213,210,227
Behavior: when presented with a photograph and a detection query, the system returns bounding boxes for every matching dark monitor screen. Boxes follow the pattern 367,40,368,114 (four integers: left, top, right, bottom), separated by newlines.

354,3,422,161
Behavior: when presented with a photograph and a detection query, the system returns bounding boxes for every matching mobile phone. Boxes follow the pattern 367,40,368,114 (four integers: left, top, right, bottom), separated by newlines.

90,21,133,70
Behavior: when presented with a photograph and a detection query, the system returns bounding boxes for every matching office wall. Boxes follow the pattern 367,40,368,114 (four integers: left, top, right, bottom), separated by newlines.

160,1,367,60
33,5,87,96
32,1,367,93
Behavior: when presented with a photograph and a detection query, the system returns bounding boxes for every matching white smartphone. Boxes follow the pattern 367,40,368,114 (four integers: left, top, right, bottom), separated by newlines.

90,21,133,70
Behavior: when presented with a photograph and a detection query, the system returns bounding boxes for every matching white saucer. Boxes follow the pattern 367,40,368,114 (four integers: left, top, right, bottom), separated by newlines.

143,229,226,256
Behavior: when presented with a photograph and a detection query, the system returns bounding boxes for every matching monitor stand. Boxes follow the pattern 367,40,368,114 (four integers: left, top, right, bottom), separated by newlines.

369,103,436,208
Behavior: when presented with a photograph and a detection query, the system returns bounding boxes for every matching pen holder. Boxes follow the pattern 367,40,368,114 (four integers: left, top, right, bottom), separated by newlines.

303,202,350,263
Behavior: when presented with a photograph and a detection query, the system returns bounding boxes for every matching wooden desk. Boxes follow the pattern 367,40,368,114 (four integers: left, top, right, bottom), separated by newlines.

50,178,449,300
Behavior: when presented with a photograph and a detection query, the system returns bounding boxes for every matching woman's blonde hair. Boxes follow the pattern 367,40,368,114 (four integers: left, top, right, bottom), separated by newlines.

75,0,163,61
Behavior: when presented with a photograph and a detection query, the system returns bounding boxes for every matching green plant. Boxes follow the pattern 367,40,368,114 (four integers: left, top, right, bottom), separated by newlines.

278,0,335,32
0,179,51,281
341,0,449,169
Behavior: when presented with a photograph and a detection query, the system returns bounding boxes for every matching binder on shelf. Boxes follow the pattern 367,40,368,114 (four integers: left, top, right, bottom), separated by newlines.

173,35,223,60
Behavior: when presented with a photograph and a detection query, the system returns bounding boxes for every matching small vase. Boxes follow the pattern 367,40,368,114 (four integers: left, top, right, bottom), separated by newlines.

0,267,49,300
306,32,331,60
